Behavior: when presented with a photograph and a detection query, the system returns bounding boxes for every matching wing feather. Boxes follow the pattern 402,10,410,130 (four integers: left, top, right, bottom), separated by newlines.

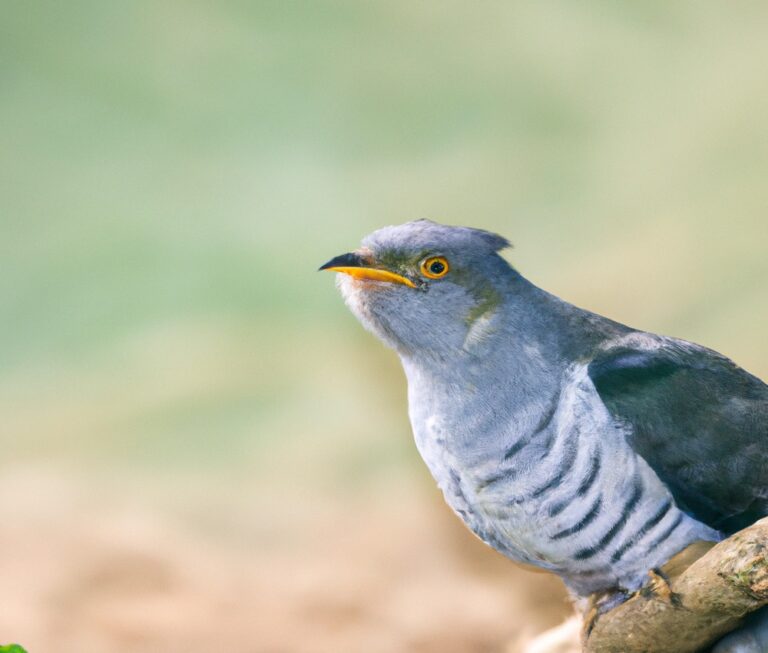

588,335,768,534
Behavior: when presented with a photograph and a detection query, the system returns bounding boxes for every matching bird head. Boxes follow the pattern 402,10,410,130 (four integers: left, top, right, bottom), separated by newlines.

320,220,513,357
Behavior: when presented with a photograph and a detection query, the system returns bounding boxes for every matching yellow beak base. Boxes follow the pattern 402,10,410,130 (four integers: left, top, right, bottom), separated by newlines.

324,266,416,288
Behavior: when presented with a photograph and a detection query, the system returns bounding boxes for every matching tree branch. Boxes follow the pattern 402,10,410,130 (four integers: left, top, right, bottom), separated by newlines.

584,517,768,653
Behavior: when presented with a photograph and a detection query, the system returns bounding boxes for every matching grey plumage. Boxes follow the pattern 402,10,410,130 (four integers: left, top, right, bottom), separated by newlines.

321,219,768,597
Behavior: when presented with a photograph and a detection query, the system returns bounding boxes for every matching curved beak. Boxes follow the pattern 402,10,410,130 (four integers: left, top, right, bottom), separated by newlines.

318,252,416,288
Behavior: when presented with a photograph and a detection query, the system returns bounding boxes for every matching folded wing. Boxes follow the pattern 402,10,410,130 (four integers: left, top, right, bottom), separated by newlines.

588,336,768,534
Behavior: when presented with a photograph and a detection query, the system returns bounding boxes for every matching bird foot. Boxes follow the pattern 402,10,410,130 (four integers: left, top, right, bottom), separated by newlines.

582,590,628,638
639,567,680,605
582,570,677,638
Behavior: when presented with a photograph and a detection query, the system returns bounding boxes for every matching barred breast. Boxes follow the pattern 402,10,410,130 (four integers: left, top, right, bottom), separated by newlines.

410,363,721,595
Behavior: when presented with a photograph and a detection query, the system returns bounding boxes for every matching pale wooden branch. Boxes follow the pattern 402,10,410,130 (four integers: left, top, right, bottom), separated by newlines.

583,517,768,653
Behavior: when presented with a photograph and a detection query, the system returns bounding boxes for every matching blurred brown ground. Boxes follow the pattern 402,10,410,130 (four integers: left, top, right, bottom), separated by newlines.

0,466,570,653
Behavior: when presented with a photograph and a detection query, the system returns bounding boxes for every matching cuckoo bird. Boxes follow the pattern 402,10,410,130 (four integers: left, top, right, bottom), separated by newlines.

321,220,768,649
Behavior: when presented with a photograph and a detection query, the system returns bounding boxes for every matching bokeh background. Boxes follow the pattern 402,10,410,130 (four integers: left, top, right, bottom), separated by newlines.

2,2,767,652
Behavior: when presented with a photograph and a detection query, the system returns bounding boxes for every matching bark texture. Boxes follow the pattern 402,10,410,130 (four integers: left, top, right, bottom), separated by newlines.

584,517,768,653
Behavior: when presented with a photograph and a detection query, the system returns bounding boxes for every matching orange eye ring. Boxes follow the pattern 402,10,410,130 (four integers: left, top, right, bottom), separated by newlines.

420,255,450,279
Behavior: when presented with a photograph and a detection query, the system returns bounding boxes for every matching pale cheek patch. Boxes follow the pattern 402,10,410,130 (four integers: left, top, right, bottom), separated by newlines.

337,275,370,323
336,275,399,348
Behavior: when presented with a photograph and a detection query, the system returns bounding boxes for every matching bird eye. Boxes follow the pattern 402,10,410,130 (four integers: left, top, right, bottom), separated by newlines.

420,256,450,279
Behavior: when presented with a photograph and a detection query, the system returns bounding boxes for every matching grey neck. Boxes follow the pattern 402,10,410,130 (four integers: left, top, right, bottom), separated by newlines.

400,276,570,457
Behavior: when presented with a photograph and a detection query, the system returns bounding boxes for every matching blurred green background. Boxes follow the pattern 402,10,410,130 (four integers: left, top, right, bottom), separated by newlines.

1,2,766,652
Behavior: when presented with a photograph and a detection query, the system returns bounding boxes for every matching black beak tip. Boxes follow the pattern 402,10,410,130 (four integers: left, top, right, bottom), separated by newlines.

318,252,364,271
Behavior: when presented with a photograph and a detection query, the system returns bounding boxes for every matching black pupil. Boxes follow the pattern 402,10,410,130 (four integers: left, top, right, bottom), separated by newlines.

429,260,445,274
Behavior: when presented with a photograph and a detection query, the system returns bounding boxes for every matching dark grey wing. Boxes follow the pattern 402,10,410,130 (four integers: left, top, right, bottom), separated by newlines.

588,336,768,534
